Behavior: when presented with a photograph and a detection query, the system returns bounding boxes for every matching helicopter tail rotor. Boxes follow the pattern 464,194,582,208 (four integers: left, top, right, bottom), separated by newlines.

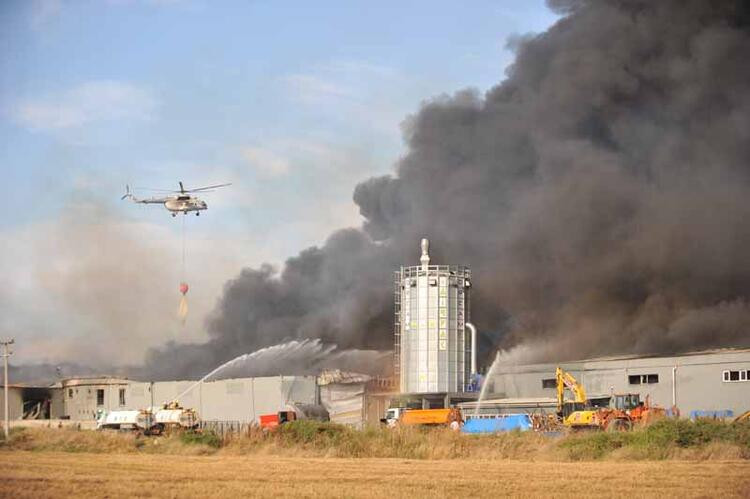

121,185,132,200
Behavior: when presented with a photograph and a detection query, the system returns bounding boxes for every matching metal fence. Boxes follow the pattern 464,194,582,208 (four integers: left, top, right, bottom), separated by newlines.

198,420,255,438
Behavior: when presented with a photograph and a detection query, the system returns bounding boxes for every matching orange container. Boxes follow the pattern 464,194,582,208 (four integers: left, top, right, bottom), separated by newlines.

400,408,461,426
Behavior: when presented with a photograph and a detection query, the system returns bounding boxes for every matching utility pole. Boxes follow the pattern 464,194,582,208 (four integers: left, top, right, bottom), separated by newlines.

1,339,14,440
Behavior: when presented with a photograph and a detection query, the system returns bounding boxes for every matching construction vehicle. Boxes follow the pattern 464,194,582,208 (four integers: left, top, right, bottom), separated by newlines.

556,367,588,418
619,394,666,426
556,367,671,431
384,407,463,429
556,367,633,431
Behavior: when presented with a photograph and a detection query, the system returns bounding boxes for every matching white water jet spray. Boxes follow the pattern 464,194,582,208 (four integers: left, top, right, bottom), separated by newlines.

168,339,388,404
473,351,501,416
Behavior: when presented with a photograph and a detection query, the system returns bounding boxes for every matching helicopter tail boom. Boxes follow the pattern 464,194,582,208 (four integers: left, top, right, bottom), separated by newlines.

121,185,166,204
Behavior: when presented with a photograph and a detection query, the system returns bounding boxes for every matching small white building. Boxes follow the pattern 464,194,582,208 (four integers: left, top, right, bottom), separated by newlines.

61,377,130,420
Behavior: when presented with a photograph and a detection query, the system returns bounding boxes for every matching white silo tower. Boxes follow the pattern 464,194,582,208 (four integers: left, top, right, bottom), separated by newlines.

394,238,476,393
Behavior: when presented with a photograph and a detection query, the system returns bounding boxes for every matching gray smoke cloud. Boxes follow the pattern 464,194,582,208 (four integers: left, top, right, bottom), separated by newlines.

144,0,750,378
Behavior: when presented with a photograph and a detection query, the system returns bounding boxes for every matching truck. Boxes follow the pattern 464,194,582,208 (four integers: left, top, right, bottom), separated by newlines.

384,407,463,429
150,403,199,434
97,410,150,431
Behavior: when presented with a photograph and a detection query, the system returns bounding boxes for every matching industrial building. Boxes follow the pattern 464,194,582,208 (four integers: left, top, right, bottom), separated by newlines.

482,348,750,418
394,238,477,394
124,375,318,423
3,347,748,427
54,375,317,423
2,371,397,428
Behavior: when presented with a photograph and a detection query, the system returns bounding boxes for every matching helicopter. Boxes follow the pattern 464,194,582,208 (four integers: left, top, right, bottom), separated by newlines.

121,181,231,216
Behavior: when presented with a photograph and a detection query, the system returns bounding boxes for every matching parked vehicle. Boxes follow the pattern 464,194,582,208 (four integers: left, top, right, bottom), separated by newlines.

384,407,463,429
97,410,150,431
259,410,297,431
556,367,667,431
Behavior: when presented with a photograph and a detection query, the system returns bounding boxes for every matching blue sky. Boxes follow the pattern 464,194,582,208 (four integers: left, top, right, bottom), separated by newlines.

0,0,558,365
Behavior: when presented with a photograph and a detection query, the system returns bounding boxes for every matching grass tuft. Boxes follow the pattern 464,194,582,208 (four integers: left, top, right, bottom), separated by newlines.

180,430,222,448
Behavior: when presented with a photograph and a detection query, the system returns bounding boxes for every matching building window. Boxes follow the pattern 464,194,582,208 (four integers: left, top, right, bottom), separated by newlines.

628,374,659,385
119,388,126,406
96,389,104,406
542,378,556,389
723,370,750,382
68,388,73,398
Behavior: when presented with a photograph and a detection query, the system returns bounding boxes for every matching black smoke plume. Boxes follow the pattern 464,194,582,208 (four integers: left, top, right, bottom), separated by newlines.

145,0,750,378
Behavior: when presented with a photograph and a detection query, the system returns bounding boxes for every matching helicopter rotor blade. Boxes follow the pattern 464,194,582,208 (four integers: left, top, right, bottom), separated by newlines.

133,187,180,193
185,182,232,192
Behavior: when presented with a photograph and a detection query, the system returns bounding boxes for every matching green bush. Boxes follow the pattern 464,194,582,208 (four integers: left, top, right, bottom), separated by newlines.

179,430,221,448
558,431,632,460
558,419,750,460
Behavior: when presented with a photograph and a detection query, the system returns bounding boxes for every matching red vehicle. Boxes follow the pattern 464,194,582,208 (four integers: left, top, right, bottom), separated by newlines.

259,410,297,431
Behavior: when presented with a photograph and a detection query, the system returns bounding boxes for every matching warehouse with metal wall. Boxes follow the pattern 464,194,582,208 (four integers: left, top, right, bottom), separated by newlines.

55,375,317,423
125,376,318,423
487,348,750,417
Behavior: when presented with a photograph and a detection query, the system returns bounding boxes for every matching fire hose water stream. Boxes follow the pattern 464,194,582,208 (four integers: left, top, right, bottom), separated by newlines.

473,351,500,416
168,339,388,405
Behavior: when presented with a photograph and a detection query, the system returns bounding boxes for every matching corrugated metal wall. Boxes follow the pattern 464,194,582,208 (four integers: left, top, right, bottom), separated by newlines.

320,383,365,428
488,350,750,417
124,376,317,423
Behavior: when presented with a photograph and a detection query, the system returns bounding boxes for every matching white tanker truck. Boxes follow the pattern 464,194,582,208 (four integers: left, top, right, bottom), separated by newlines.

97,402,199,434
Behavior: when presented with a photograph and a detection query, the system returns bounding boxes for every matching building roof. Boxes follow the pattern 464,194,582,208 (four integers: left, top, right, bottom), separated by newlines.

564,347,750,364
460,397,558,407
496,346,750,372
317,370,371,386
61,376,130,386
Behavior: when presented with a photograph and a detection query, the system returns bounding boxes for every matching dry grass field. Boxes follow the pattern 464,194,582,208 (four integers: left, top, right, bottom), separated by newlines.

0,451,749,498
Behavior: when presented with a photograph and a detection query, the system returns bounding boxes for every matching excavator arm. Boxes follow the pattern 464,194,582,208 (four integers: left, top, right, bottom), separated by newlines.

556,367,587,414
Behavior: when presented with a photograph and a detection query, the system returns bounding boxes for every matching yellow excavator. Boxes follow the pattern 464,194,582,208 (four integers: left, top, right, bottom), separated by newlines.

556,367,634,431
556,366,588,417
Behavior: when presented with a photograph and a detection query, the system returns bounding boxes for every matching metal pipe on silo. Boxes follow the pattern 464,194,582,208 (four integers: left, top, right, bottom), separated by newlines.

420,238,430,270
466,323,477,375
